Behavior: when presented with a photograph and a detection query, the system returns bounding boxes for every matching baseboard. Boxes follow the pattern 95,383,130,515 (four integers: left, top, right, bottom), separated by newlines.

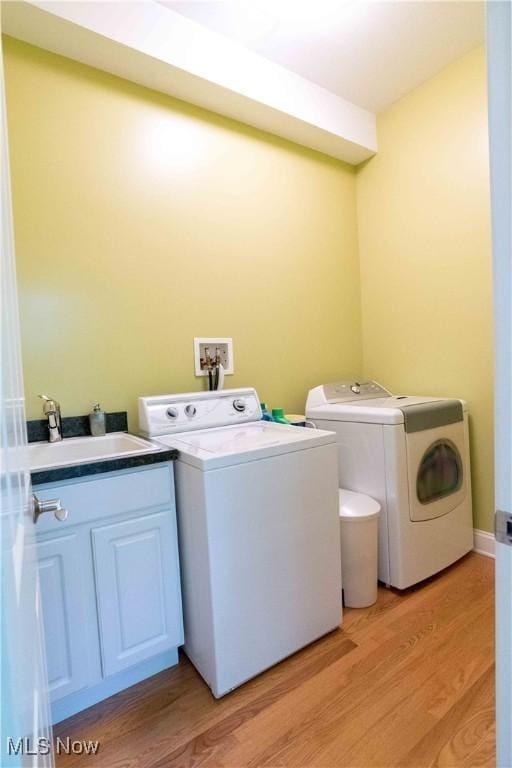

473,528,495,559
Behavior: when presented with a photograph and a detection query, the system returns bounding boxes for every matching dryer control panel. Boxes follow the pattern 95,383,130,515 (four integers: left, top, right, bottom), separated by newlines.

307,380,391,409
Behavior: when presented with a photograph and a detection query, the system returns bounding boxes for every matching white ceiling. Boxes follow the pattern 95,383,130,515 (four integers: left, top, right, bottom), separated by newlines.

160,1,485,112
2,0,377,163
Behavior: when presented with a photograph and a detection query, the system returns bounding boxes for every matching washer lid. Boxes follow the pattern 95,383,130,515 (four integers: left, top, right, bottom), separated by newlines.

307,395,466,426
339,489,381,520
156,421,337,470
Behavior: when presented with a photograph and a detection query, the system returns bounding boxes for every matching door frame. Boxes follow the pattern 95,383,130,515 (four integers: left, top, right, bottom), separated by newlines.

486,2,512,765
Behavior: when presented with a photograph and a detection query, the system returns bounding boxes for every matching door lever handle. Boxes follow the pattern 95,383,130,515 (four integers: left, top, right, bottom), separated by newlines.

495,509,512,545
32,494,69,524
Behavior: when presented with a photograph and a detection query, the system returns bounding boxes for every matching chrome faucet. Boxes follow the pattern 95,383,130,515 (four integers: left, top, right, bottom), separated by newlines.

38,394,63,443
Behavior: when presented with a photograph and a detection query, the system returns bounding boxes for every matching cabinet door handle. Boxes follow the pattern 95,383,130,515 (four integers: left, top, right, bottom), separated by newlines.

32,494,69,524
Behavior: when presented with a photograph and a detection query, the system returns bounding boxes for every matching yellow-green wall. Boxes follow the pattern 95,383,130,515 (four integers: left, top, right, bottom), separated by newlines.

4,37,493,531
356,46,493,532
3,36,363,427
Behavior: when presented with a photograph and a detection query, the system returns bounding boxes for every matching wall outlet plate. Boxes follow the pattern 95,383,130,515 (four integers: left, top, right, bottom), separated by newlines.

194,338,234,376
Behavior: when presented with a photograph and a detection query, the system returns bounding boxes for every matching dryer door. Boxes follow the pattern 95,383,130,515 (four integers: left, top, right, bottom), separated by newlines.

406,420,467,522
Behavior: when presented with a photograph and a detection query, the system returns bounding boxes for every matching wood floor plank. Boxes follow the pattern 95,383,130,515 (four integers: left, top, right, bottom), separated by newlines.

398,665,495,768
345,554,493,646
54,553,495,768
53,659,200,745
222,559,494,767
222,560,490,765
148,638,357,768
317,606,494,768
56,635,355,768
228,600,492,768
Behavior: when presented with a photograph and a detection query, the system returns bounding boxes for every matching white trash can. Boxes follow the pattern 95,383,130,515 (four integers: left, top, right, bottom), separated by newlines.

339,489,381,608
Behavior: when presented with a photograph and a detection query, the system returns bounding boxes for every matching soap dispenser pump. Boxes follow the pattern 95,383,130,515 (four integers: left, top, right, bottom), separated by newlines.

89,403,106,437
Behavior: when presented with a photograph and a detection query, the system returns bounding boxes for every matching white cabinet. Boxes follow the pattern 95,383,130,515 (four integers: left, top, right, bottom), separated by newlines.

92,511,183,676
34,463,183,722
37,532,96,700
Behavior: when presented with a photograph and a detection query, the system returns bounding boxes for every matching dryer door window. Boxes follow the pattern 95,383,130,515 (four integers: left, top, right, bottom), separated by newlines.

417,440,463,504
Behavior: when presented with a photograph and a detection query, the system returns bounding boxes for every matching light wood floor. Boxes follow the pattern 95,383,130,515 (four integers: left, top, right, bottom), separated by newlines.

55,552,495,768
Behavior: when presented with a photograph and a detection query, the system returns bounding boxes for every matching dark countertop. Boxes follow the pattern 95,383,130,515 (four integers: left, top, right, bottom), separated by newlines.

28,410,177,485
31,445,178,486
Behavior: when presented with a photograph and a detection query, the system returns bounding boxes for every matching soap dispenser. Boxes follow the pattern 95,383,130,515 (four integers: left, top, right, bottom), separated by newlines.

89,403,106,436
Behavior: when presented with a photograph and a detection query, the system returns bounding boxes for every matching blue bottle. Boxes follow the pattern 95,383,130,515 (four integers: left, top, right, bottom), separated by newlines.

260,402,273,421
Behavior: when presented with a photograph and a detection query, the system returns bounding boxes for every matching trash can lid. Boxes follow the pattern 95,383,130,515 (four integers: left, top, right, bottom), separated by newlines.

339,489,381,521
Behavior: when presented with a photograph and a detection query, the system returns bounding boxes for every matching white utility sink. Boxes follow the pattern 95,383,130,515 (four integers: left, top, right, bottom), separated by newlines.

29,432,158,471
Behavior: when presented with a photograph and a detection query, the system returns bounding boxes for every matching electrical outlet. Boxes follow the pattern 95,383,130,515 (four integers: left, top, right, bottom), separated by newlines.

194,338,234,377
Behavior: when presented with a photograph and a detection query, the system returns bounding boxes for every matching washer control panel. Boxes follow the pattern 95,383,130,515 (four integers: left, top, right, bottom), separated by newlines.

139,388,261,436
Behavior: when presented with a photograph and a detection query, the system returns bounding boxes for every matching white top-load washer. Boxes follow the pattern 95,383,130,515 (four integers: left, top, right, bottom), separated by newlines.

139,388,342,698
306,381,473,589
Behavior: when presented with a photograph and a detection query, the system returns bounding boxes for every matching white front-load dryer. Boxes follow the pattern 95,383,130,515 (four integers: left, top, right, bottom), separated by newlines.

306,381,474,589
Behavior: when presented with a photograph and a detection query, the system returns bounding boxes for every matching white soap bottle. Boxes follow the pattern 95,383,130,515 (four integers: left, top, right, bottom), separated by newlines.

89,403,106,436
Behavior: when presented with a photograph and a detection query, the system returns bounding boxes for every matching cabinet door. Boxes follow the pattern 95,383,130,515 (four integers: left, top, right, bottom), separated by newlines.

92,511,183,677
37,533,92,701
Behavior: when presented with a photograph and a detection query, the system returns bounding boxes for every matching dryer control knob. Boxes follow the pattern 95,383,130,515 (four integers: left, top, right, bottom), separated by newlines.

351,383,361,394
185,404,197,417
233,399,246,413
166,407,178,419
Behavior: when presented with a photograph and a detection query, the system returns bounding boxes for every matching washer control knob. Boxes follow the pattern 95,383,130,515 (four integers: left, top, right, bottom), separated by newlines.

166,407,178,419
351,382,361,394
185,404,197,417
233,399,246,413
